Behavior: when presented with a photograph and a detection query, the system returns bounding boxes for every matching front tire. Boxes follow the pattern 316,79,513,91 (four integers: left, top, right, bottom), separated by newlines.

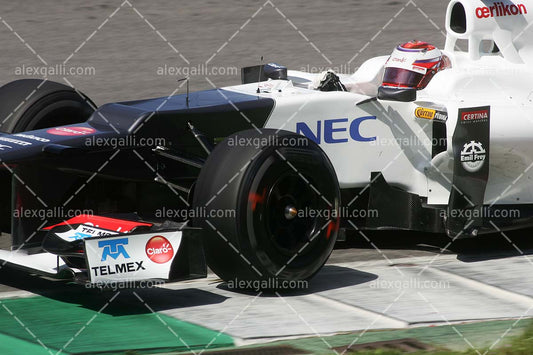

193,129,340,286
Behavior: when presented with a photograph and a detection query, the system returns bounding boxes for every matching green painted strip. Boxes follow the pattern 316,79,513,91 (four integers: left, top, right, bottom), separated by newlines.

271,319,533,354
0,332,57,355
0,295,234,354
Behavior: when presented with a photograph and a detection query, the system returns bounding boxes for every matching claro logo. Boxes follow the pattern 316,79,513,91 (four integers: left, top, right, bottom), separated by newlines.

145,236,174,264
476,3,527,18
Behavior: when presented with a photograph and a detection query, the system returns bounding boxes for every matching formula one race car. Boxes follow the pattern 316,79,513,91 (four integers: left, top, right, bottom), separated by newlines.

0,0,532,287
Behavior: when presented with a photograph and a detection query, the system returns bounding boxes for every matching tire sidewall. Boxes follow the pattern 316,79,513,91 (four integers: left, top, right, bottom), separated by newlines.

12,92,93,132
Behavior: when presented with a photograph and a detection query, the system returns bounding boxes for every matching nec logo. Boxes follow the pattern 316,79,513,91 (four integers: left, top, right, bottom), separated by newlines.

98,238,130,261
296,116,376,144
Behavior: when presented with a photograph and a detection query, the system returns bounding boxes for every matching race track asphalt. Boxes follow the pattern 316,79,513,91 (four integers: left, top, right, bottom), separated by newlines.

0,0,446,104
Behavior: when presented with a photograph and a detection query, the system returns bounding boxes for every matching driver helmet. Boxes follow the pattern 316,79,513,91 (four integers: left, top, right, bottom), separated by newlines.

381,41,450,90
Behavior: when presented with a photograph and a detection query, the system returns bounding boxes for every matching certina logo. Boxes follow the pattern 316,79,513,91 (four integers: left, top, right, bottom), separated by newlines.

296,116,376,144
46,126,96,136
461,110,489,122
476,3,527,18
461,141,486,173
98,238,130,261
145,236,174,264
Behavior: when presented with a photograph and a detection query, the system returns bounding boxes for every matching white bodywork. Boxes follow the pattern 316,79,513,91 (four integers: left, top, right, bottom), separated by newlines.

225,0,533,207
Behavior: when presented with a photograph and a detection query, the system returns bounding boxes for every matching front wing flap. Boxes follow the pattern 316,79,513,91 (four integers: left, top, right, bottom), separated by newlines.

84,231,182,284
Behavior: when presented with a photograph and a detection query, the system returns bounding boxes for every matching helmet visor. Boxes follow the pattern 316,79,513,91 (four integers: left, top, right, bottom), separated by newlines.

382,68,424,89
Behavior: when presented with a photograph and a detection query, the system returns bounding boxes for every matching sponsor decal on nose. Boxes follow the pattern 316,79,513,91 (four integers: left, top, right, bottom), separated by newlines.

47,126,96,136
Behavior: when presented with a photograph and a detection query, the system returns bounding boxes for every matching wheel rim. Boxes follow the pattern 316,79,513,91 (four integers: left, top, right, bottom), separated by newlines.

264,173,319,255
247,153,333,260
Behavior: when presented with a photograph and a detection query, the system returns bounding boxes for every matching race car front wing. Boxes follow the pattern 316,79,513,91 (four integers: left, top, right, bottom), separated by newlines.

0,215,207,286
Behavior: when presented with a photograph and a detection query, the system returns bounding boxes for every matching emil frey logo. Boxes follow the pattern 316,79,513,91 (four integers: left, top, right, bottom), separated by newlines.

145,236,174,264
98,238,130,261
460,141,486,173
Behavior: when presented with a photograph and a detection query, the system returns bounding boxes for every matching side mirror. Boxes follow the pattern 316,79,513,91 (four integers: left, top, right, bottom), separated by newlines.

377,86,417,102
241,63,288,84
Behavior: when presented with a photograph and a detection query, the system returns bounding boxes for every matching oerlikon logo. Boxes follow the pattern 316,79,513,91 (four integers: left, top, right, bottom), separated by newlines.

476,3,527,18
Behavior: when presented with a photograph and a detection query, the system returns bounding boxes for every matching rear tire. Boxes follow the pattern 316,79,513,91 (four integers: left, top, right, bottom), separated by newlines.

0,79,95,234
193,129,340,287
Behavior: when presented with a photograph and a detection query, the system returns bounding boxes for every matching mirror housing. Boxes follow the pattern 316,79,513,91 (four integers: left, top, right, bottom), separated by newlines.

377,86,417,102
